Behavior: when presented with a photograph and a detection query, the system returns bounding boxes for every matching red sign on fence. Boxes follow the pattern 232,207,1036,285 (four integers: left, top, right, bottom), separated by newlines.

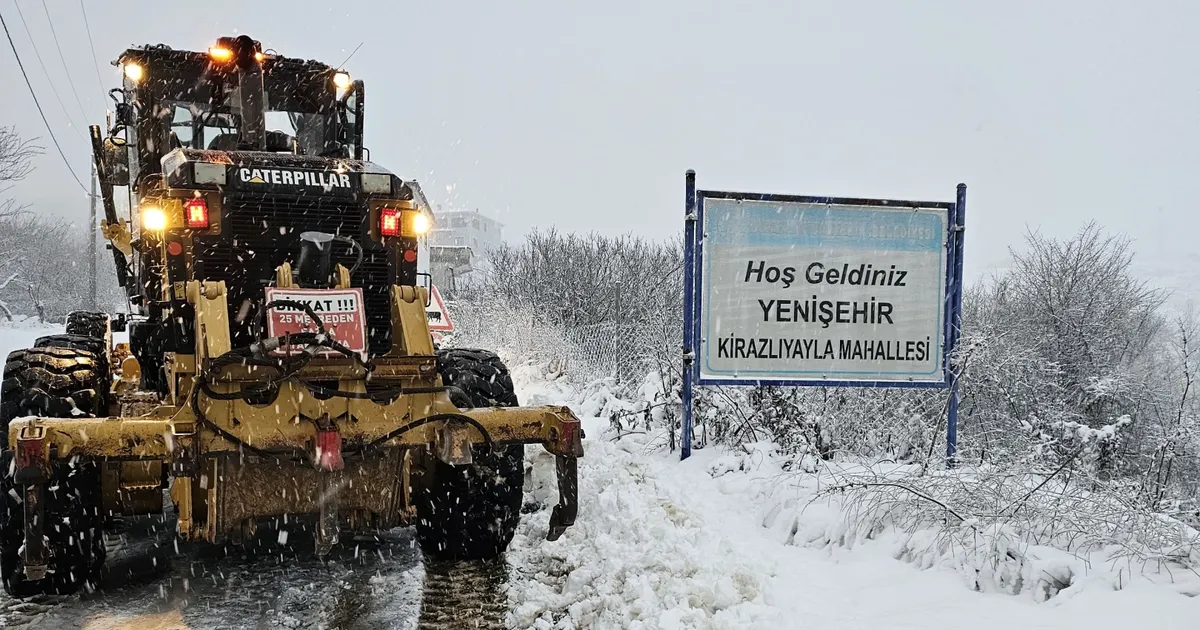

426,284,455,333
264,287,367,355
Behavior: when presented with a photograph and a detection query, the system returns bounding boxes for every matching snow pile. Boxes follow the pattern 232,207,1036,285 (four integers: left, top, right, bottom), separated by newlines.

700,438,1200,601
502,365,1200,630
504,420,779,629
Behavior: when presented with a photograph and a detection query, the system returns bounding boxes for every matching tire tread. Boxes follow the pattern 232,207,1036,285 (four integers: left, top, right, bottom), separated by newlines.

416,348,525,560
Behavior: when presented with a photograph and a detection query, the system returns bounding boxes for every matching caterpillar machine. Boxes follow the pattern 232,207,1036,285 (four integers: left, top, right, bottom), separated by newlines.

0,35,583,596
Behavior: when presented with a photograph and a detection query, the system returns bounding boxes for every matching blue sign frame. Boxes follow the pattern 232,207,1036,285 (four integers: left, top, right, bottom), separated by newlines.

680,171,967,461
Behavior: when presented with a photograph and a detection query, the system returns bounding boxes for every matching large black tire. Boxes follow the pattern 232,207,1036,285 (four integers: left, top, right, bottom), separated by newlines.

34,333,107,359
32,334,111,402
0,345,107,596
0,453,105,597
434,348,519,408
414,349,524,560
64,311,110,339
0,346,107,446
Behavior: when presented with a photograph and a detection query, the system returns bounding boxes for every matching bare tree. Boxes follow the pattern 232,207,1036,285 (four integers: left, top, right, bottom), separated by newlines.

0,128,42,319
0,127,41,221
1132,306,1200,511
0,128,119,322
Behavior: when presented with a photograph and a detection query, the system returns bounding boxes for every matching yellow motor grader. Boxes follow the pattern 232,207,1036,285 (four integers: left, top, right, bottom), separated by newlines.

0,35,582,596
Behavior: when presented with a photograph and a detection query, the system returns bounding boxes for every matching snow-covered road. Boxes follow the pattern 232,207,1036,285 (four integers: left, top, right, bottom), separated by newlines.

0,519,426,629
0,322,1196,629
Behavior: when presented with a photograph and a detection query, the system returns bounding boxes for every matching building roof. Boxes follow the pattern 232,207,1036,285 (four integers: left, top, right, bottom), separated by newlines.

433,207,504,228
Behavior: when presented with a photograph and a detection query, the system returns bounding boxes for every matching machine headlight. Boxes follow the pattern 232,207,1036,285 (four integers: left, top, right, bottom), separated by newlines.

208,46,234,62
333,72,352,90
141,207,167,231
122,63,144,82
411,212,431,235
361,173,391,195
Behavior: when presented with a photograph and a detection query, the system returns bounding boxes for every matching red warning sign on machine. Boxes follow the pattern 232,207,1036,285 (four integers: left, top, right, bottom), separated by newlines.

264,287,367,355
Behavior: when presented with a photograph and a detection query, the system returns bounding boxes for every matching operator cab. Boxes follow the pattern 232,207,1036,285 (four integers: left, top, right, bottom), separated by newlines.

92,36,434,390
117,35,362,175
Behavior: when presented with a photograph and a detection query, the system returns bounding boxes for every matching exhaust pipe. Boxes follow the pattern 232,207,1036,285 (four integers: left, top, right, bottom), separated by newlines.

232,35,266,151
296,231,364,289
296,232,335,288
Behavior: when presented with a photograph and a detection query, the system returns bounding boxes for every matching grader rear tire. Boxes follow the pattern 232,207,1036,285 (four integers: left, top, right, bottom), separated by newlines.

33,331,112,401
33,333,108,359
414,349,525,561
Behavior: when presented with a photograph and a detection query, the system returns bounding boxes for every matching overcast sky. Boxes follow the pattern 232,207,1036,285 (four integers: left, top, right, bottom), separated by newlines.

1,1,1197,295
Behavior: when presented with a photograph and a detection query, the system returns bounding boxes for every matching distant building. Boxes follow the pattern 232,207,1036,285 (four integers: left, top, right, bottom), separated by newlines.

428,208,504,294
429,208,504,256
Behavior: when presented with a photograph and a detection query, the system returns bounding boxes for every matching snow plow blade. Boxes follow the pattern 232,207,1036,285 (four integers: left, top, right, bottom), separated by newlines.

5,401,583,544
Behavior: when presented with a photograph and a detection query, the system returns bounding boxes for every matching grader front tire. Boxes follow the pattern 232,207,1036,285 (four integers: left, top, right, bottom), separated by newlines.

0,345,108,596
415,348,525,561
0,346,107,447
0,454,105,597
414,445,526,561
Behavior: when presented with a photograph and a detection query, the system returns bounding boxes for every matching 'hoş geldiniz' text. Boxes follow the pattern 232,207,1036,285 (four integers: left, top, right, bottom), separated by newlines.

743,260,909,289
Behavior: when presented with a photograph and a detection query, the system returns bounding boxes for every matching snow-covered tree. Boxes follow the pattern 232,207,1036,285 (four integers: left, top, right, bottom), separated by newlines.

0,127,123,321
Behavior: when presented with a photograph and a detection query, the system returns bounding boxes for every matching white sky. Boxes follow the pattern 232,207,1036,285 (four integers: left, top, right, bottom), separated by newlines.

1,1,1197,296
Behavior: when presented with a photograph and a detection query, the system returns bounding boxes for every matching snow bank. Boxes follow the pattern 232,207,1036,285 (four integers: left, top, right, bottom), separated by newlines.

755,460,1199,600
503,366,1200,630
504,370,780,629
505,421,778,629
0,317,60,359
701,439,1200,600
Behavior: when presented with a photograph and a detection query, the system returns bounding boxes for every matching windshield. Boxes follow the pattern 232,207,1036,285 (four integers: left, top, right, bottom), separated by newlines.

136,56,359,162
165,101,340,157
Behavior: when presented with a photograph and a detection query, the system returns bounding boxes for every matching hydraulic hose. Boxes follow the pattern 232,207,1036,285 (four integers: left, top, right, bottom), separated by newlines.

363,412,495,452
188,301,491,456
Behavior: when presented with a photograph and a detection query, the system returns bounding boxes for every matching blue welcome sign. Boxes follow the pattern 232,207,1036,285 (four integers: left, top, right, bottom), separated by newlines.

680,172,966,462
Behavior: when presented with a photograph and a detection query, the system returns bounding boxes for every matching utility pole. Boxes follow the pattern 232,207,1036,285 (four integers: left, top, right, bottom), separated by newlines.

88,162,97,310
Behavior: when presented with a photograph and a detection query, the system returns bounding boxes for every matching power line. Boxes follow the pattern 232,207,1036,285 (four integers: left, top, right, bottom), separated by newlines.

10,0,83,139
336,42,363,70
40,0,89,124
77,0,106,99
0,7,89,194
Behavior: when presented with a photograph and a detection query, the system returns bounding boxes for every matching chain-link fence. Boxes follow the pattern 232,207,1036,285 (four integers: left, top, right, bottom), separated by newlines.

442,300,675,389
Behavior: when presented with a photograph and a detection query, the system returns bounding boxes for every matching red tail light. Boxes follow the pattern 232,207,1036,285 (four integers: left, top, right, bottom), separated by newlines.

379,207,400,237
185,198,209,229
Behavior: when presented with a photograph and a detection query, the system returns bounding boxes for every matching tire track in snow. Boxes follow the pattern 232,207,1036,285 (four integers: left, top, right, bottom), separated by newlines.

0,517,519,629
416,558,509,629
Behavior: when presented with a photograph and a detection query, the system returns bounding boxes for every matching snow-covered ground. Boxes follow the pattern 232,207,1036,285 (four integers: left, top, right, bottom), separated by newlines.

0,316,61,357
505,363,1200,630
0,322,1196,628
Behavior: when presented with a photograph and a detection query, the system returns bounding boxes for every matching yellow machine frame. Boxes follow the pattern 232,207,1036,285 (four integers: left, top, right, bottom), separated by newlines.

8,276,582,551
